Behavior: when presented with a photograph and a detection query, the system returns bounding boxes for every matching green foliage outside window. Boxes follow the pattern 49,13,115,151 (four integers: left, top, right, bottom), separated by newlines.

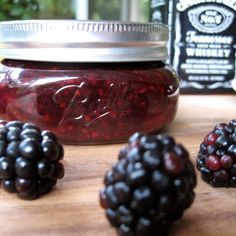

0,0,39,20
0,0,75,21
36,0,75,19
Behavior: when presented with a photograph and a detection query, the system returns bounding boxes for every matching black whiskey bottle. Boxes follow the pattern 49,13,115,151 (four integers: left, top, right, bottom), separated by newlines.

151,0,236,93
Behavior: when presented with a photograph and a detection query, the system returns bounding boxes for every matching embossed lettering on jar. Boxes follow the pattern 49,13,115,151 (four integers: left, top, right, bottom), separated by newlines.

0,20,179,144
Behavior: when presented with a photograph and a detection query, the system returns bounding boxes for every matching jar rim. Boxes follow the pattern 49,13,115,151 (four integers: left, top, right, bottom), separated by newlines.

0,20,169,62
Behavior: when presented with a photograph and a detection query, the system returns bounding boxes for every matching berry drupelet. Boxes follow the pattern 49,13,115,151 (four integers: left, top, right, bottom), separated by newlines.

197,119,236,187
99,132,197,236
0,120,64,200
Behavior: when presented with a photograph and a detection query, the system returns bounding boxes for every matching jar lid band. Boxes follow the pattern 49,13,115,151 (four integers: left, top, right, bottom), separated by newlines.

0,20,168,62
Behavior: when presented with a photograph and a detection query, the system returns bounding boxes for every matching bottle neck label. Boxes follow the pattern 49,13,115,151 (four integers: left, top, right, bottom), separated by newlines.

176,0,236,12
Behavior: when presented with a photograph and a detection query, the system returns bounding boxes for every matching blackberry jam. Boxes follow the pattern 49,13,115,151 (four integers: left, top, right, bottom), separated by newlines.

0,20,179,144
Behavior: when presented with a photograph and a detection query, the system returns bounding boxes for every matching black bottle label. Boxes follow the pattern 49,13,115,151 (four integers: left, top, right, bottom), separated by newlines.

171,1,236,93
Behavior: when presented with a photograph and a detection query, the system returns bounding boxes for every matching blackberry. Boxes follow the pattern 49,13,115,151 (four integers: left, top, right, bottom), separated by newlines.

99,132,196,236
197,119,236,187
0,120,64,200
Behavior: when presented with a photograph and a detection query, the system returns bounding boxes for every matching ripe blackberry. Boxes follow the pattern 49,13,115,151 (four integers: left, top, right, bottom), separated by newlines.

99,132,196,236
197,119,236,187
0,120,64,200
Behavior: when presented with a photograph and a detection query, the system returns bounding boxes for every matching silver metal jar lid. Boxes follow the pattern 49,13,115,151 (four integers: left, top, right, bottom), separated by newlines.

0,20,168,62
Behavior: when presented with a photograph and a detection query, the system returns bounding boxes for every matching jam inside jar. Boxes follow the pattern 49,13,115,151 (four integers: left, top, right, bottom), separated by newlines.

0,60,179,144
0,20,179,144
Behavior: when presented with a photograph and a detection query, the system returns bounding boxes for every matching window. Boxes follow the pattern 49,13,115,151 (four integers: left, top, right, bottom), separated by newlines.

0,0,150,22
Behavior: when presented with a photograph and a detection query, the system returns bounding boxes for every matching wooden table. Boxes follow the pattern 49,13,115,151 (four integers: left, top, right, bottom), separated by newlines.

0,95,236,236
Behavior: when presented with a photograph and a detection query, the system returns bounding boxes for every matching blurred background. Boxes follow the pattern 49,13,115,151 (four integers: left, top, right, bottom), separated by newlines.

0,0,150,22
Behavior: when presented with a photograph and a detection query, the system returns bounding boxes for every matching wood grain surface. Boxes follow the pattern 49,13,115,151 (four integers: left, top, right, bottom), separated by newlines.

0,95,236,236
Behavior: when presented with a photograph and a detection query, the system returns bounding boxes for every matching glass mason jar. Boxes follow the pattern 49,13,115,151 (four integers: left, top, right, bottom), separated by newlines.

0,20,179,144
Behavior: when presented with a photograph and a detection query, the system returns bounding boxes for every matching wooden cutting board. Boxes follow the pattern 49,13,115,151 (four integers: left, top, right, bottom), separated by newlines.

0,95,236,236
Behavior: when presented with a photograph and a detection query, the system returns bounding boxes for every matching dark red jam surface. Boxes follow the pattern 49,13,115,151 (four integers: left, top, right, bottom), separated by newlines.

0,59,179,144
